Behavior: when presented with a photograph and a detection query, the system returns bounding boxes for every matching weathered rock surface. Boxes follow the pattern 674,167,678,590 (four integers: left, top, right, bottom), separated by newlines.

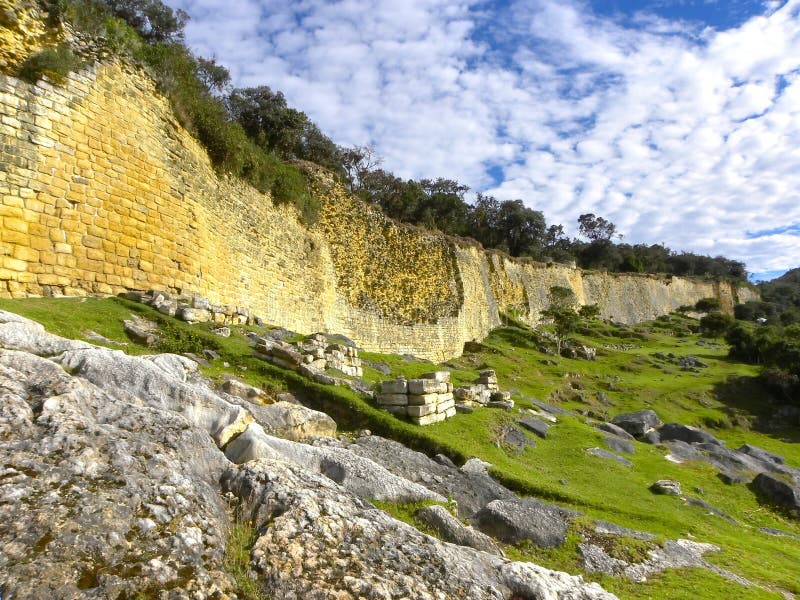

611,410,661,438
753,473,800,517
55,347,253,446
580,539,752,587
225,423,444,503
473,498,577,548
658,423,723,446
345,435,517,517
0,348,235,598
223,460,616,599
416,504,504,556
224,396,337,441
586,447,633,467
519,416,550,438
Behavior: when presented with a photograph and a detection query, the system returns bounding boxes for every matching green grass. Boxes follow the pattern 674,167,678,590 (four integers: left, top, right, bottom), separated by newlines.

224,521,269,600
2,297,799,599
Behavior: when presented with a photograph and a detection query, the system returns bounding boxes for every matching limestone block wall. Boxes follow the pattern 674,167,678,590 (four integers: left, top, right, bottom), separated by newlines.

0,13,758,361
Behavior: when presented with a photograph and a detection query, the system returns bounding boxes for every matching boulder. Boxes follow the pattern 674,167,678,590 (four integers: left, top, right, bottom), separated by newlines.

222,460,616,599
738,444,785,466
611,410,661,438
224,424,444,503
650,480,682,496
657,423,723,446
518,416,549,439
473,498,577,548
233,400,336,441
499,424,533,453
416,504,504,556
596,422,635,441
753,473,800,517
604,435,635,455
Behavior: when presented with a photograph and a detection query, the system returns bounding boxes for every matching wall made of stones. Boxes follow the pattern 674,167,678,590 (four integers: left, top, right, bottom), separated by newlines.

0,15,756,361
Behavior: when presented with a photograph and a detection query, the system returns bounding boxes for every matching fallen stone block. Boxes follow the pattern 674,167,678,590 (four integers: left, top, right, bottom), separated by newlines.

411,412,447,426
408,393,440,406
407,404,437,417
408,379,449,395
381,379,408,394
377,393,408,406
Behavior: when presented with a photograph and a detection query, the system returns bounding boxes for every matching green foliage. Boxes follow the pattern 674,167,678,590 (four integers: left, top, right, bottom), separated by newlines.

578,303,600,319
224,521,269,600
16,44,83,84
695,297,722,312
578,213,616,241
699,312,734,337
154,321,216,354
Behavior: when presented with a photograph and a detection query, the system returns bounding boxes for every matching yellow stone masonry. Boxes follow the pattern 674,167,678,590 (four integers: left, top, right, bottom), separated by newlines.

0,14,757,360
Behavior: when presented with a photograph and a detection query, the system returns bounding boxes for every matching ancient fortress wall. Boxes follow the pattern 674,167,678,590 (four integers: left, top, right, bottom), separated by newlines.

0,13,757,360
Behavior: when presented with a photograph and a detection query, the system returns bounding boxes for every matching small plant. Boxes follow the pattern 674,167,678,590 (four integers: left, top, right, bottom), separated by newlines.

224,520,268,600
16,44,83,84
154,321,215,354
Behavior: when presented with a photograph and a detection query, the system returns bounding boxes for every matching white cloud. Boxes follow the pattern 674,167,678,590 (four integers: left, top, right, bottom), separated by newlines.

166,0,800,277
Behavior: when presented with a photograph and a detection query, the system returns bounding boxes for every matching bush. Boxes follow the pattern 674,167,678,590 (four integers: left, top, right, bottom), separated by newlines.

16,44,83,84
700,312,734,337
695,297,721,312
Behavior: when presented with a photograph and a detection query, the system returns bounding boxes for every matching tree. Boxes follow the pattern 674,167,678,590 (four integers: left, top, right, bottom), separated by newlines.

578,213,616,241
105,0,188,43
541,286,580,356
700,313,734,337
196,57,230,93
339,145,381,191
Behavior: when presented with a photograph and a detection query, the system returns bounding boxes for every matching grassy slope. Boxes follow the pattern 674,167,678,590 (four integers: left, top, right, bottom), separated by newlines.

1,297,798,599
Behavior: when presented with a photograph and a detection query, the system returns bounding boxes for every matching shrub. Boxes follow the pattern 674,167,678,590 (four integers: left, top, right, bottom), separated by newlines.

699,312,734,337
695,297,721,312
16,44,83,84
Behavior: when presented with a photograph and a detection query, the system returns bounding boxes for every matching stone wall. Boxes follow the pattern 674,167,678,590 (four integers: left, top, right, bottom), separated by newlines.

0,13,758,360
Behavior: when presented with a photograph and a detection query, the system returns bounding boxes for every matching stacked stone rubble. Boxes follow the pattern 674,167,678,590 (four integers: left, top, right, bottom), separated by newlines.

454,369,514,410
256,333,362,378
377,372,456,425
125,290,262,327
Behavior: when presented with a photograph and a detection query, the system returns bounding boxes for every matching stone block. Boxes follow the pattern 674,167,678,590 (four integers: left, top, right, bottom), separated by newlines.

177,307,212,323
444,407,456,418
381,379,408,395
377,394,408,407
408,379,448,395
419,371,450,382
411,412,447,426
407,393,440,406
436,398,455,413
407,404,437,417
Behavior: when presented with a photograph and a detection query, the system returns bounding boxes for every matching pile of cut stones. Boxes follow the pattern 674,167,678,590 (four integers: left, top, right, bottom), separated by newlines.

255,333,363,379
124,290,261,326
454,369,514,410
377,372,456,425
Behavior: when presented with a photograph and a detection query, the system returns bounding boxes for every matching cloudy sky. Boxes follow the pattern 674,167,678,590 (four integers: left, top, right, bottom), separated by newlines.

165,0,800,280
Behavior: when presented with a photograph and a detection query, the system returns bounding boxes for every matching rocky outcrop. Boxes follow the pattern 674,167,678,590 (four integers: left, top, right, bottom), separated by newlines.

1,311,621,598
222,459,615,599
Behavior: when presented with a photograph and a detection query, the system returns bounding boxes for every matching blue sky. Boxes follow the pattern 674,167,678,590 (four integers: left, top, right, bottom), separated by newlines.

166,0,800,281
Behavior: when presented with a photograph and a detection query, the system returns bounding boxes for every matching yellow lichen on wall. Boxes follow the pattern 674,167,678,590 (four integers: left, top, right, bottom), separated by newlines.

312,171,462,325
